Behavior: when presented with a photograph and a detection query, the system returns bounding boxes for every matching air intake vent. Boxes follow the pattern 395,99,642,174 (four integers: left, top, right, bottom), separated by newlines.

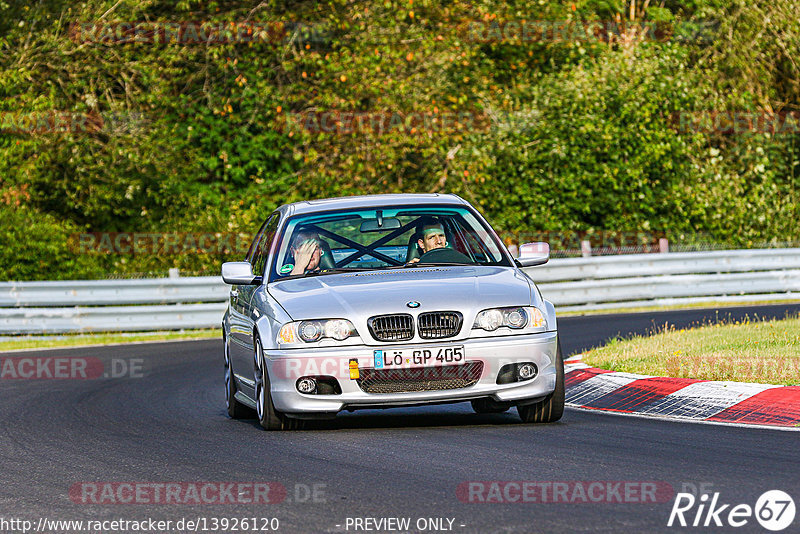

368,314,414,342
356,361,483,393
418,311,462,339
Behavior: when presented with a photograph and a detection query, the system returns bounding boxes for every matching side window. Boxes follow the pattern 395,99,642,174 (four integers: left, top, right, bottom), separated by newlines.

251,214,280,277
246,218,270,263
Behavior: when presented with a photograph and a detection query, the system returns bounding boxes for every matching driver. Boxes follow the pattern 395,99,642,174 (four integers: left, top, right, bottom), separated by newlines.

288,231,324,275
408,219,447,264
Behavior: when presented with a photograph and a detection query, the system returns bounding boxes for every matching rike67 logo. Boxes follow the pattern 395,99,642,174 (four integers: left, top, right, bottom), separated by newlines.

668,490,796,531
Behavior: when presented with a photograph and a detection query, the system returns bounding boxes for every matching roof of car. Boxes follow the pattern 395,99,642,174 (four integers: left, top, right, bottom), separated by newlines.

281,193,469,216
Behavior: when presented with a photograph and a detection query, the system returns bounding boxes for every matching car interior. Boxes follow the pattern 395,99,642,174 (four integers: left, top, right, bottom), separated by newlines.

277,211,502,277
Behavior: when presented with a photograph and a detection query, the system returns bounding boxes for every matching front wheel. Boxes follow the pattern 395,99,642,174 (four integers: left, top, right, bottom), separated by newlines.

518,340,565,424
224,335,250,419
253,335,303,431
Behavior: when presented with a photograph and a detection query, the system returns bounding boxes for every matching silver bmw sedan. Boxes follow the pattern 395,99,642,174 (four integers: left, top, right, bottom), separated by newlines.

221,193,563,430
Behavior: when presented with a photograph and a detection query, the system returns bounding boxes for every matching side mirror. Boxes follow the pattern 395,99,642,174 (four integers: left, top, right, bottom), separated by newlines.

516,242,550,267
222,261,260,285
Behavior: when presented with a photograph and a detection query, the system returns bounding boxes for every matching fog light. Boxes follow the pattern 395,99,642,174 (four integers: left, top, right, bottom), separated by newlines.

296,377,317,394
518,363,537,380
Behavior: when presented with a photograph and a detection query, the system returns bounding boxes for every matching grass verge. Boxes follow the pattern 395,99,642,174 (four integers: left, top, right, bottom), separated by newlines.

557,298,800,316
582,315,800,385
0,329,219,352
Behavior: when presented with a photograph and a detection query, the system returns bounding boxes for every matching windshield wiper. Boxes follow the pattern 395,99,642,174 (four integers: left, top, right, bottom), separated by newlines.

370,264,414,271
306,263,469,274
403,262,468,267
304,267,370,276
277,268,368,279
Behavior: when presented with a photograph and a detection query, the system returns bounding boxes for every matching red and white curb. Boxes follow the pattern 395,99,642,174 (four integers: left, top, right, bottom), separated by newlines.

564,355,800,430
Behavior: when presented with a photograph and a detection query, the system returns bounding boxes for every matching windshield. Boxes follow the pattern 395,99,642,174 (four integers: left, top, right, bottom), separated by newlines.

268,205,510,281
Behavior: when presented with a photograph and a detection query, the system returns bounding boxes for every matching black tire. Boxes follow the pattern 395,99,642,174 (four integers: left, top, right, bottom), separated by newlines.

253,335,303,431
471,398,510,414
224,335,250,419
518,339,565,424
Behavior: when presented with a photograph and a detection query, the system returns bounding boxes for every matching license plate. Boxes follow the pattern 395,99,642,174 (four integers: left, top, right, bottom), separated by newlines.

373,346,465,369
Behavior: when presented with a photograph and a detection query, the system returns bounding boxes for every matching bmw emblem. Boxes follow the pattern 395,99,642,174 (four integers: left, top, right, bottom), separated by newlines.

406,301,421,309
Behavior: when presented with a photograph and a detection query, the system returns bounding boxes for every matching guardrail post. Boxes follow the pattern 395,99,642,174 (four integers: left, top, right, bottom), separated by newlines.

168,268,180,279
581,240,592,258
659,238,669,253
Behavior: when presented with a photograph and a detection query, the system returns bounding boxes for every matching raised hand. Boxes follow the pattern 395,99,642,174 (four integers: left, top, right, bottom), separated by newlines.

290,240,319,275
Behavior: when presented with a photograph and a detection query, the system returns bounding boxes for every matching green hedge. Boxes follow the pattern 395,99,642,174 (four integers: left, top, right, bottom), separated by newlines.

0,0,797,279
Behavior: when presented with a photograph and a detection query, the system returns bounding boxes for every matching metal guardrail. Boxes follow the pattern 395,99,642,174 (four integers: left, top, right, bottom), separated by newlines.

0,277,228,307
536,271,800,310
0,303,226,334
525,249,800,311
528,248,800,282
2,248,799,333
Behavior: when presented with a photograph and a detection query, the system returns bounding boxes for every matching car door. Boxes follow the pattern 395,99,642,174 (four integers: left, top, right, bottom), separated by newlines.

228,216,270,389
231,213,280,389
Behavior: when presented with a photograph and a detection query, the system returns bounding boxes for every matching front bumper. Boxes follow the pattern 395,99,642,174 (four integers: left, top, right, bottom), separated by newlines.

264,331,558,414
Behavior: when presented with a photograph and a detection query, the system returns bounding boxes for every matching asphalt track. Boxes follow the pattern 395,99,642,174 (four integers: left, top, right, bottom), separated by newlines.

1,304,799,534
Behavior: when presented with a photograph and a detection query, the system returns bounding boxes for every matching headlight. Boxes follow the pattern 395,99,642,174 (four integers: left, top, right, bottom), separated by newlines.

505,308,528,328
324,319,353,341
473,306,547,332
278,319,357,345
299,321,324,342
475,309,505,331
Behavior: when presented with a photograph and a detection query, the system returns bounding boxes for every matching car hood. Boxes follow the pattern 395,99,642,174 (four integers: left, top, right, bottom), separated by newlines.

268,266,537,322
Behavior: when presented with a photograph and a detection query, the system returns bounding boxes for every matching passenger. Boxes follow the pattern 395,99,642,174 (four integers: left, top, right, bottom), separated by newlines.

288,231,324,275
